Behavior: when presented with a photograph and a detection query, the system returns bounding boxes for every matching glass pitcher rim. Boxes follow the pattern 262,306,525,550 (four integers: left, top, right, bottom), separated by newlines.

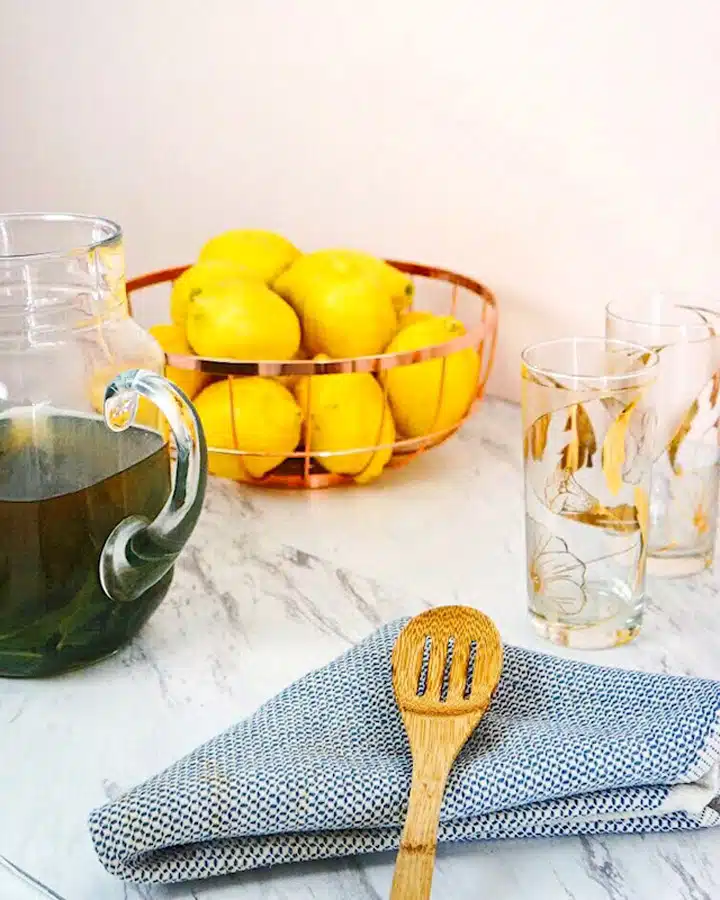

0,212,122,262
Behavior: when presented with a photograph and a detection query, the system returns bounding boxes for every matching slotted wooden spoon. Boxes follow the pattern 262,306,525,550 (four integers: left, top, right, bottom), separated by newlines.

390,605,503,900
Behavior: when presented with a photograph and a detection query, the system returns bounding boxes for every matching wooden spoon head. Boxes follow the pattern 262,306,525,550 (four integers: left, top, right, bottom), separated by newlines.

392,606,503,717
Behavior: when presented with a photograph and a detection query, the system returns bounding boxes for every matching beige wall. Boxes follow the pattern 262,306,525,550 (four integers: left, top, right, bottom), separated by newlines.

1,0,718,401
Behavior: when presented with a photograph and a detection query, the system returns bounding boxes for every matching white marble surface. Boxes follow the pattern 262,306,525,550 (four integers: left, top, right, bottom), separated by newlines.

2,397,720,900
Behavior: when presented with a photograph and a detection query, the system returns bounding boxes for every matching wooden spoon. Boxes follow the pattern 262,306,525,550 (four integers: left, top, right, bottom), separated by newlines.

390,605,503,900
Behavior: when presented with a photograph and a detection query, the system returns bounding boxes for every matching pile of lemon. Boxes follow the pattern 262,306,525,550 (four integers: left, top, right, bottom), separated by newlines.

149,229,480,485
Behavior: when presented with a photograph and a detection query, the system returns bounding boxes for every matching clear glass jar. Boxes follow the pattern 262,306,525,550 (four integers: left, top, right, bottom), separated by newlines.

0,213,206,677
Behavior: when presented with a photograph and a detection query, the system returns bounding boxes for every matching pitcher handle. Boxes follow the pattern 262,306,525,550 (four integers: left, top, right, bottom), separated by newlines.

99,368,207,603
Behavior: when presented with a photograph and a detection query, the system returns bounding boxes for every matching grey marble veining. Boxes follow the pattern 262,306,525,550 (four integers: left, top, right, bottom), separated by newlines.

2,398,719,900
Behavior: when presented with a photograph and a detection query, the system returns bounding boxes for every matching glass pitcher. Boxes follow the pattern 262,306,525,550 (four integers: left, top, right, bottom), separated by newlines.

0,213,207,677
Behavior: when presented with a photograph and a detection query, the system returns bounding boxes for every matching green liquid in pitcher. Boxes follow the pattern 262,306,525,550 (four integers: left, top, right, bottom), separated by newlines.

0,411,172,677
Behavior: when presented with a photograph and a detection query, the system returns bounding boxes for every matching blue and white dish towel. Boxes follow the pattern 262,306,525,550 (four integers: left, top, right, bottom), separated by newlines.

89,620,720,884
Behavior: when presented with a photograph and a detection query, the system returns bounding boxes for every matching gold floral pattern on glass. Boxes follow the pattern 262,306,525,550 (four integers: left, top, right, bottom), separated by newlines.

606,299,720,576
527,520,586,617
521,339,657,650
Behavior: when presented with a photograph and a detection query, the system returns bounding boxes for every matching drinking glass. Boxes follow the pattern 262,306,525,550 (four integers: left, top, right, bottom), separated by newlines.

521,338,658,649
607,297,720,576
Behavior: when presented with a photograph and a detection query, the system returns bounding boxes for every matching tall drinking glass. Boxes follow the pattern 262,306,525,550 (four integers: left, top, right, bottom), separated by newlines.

521,338,658,649
607,297,720,576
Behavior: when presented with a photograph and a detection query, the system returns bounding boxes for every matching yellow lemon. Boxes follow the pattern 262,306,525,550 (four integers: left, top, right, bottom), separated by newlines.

353,412,396,484
273,265,306,315
170,260,255,326
301,276,397,357
186,279,301,360
398,310,434,329
148,324,210,399
193,377,302,481
295,359,395,483
382,315,480,438
274,257,397,358
274,248,413,317
198,229,300,283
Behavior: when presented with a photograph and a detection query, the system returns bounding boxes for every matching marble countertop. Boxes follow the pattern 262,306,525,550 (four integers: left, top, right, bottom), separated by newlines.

3,397,720,900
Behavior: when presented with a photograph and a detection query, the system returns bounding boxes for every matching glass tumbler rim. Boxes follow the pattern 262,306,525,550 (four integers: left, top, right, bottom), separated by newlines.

521,336,659,385
606,295,720,340
0,212,122,262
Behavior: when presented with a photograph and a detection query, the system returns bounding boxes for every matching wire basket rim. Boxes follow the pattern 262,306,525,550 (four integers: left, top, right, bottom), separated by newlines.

127,260,498,376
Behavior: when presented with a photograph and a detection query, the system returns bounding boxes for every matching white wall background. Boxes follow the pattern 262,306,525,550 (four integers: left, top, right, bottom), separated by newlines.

1,0,719,400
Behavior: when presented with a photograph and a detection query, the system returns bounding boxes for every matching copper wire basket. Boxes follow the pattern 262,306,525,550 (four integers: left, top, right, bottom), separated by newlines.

127,261,498,488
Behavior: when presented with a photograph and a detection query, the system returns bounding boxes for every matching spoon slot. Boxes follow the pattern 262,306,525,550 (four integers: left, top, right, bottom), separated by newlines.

416,635,432,696
425,633,449,700
464,640,478,699
439,637,455,703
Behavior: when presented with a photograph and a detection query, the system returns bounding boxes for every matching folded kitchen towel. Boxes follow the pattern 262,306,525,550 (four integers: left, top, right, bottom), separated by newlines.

89,620,720,885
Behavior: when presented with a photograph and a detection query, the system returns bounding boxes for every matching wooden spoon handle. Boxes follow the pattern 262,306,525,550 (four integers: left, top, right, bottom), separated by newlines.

390,768,448,900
